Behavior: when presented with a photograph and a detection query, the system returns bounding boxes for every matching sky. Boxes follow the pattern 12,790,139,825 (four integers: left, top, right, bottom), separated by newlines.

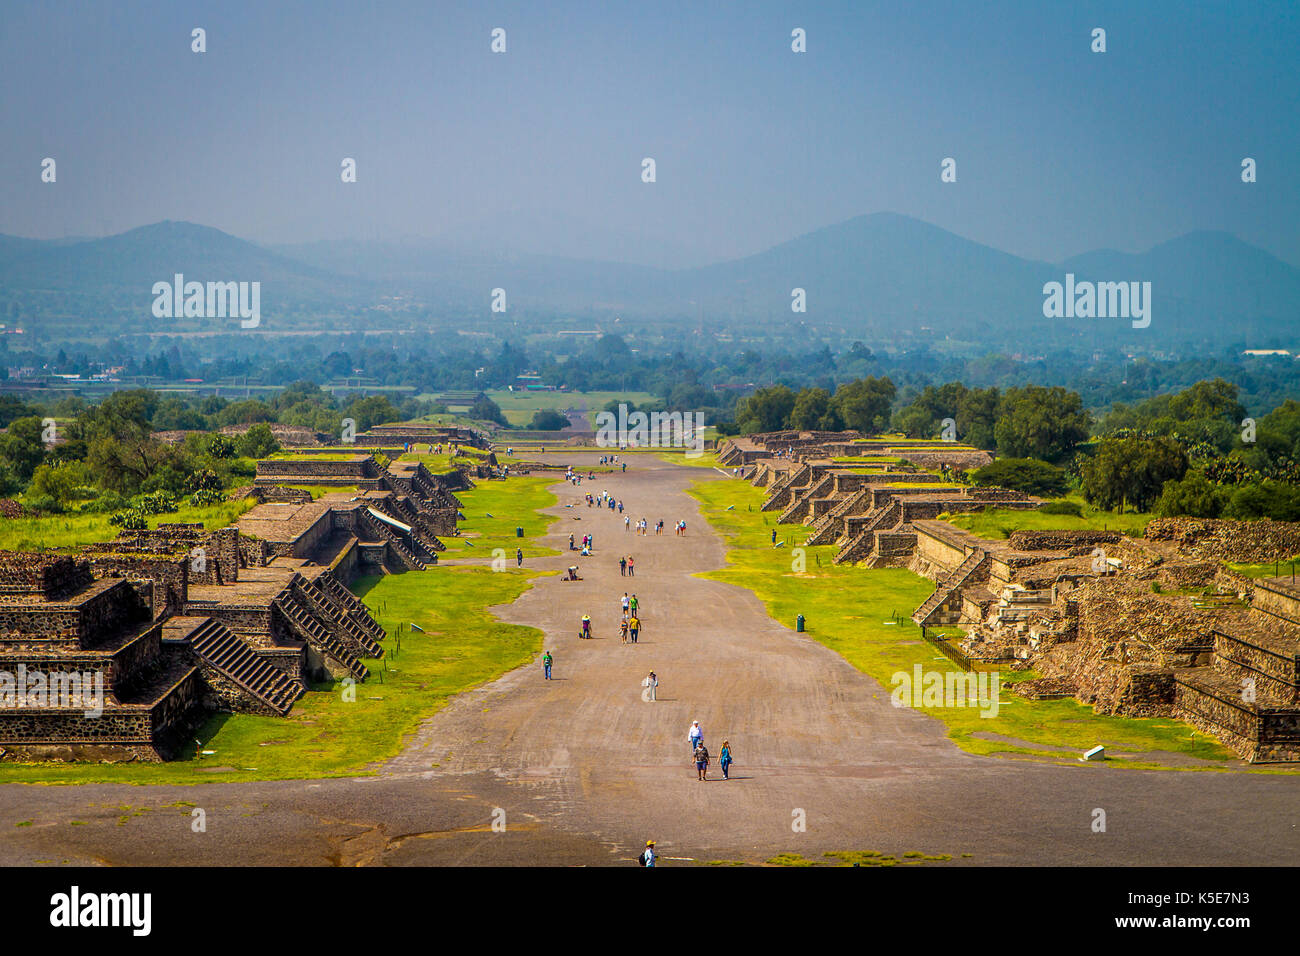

1,0,1297,269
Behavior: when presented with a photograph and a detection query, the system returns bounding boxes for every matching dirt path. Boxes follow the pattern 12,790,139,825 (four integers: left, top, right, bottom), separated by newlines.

0,452,1297,866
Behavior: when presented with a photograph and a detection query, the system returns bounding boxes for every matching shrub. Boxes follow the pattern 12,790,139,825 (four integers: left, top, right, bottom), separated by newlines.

109,509,147,530
971,457,1068,496
1039,500,1083,517
189,488,227,507
135,490,179,515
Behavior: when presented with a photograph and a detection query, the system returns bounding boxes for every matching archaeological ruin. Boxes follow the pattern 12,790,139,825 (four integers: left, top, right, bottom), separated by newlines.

723,431,1300,763
0,438,478,762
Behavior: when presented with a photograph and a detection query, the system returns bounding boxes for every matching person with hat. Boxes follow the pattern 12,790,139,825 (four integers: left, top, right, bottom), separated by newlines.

688,720,703,753
642,840,656,867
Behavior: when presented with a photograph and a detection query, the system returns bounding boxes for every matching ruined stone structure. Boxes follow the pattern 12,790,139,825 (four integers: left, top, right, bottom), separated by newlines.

900,518,1300,763
0,448,480,762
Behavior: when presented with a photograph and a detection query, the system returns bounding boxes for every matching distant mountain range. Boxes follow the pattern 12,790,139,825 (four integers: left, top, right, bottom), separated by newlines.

1,214,1296,351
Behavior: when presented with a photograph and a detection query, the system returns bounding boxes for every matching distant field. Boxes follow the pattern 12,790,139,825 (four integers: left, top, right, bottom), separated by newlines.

481,389,658,427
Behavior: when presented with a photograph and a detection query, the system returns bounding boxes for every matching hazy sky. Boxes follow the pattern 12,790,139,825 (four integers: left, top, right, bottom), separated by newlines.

2,0,1297,268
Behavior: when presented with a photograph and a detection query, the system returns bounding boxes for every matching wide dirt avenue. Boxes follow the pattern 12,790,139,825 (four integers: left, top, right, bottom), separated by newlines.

1,453,1296,865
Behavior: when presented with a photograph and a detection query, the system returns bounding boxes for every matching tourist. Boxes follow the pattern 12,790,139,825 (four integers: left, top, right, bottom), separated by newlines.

542,649,553,680
618,501,624,514
569,533,575,551
643,671,658,702
629,614,640,644
688,720,703,752
642,840,656,867
719,740,733,779
771,528,777,545
629,594,638,616
624,515,630,531
627,556,635,576
694,741,711,781
620,617,630,644
621,592,630,615
581,614,592,639
516,547,523,567
620,556,627,576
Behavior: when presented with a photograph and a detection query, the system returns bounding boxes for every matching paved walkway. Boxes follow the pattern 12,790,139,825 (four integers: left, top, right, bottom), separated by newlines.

1,452,1297,865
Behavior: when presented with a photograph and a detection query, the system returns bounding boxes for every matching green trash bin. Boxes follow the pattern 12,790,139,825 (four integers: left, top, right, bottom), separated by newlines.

516,526,524,537
796,614,805,633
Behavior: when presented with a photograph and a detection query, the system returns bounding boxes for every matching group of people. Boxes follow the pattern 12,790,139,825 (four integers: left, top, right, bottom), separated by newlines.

687,720,734,781
618,555,635,576
569,532,594,556
586,490,622,513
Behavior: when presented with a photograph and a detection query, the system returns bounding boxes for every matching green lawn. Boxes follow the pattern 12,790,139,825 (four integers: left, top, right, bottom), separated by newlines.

686,477,1254,770
942,500,1151,539
0,499,259,553
440,475,561,558
0,474,562,785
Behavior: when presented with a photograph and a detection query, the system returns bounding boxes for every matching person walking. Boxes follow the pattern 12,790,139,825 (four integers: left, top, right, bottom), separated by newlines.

628,614,640,644
627,556,635,577
688,720,703,753
621,592,630,615
624,515,631,531
620,617,630,644
619,556,627,576
629,594,639,617
719,740,733,779
569,532,576,551
581,613,592,639
642,671,658,702
771,528,777,545
641,840,656,866
694,741,711,781
542,650,553,680
516,547,523,567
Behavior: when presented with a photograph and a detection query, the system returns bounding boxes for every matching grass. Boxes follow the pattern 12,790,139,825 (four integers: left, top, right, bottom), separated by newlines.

1229,556,1300,580
685,478,1255,770
482,389,658,427
0,499,259,553
0,476,561,786
440,475,561,558
942,496,1151,539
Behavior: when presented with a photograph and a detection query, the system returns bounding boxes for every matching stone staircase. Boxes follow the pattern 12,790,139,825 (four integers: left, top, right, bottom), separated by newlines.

291,574,385,659
806,486,870,546
762,463,811,511
359,512,427,570
275,591,370,680
315,571,389,645
778,473,834,524
912,549,989,626
186,618,305,715
833,499,902,565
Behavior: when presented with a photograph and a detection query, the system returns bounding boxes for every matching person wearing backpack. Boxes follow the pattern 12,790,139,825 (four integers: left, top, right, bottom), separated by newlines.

641,840,656,866
542,650,553,680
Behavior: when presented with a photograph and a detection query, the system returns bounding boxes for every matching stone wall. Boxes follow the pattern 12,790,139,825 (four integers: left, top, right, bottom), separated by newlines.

1006,530,1121,552
1145,517,1300,563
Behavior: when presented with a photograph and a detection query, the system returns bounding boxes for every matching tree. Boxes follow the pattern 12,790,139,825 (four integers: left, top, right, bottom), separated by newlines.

0,416,48,482
1080,436,1187,512
1153,470,1230,519
530,409,571,430
344,395,402,432
790,388,832,431
234,423,281,459
469,394,508,426
832,376,896,433
994,386,1090,461
971,458,1068,497
735,385,797,434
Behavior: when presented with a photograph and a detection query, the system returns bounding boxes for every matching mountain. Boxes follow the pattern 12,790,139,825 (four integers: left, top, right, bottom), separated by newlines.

1,215,1296,350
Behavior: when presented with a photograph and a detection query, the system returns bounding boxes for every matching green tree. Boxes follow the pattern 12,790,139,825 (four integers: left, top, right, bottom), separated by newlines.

994,386,1090,461
832,376,896,433
1153,470,1231,519
971,458,1068,497
735,385,797,434
0,416,48,481
234,423,281,459
1080,436,1187,512
530,409,571,430
789,388,833,431
469,394,508,426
